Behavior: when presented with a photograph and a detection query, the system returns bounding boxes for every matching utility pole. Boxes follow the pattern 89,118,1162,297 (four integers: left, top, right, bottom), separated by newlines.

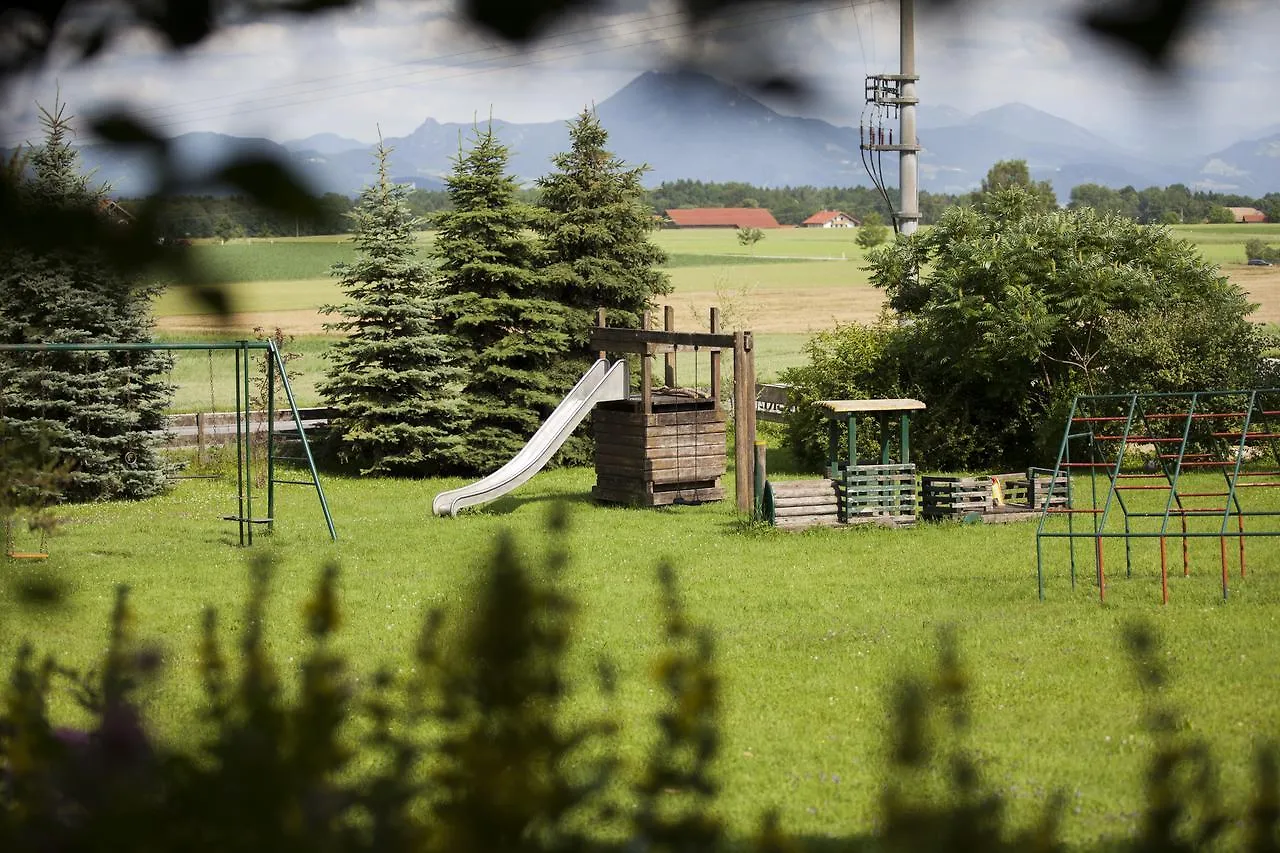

898,0,919,235
858,0,921,234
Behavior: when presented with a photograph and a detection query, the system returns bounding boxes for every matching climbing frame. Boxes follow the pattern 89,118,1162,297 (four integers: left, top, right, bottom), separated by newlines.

1035,389,1280,603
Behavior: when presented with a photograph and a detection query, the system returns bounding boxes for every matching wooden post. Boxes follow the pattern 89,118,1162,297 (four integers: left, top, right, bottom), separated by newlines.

640,311,652,415
709,308,721,406
754,440,768,520
596,308,607,362
733,331,756,513
664,305,676,388
196,411,206,466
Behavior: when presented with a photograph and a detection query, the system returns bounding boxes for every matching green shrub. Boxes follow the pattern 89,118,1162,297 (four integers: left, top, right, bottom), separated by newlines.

777,317,898,471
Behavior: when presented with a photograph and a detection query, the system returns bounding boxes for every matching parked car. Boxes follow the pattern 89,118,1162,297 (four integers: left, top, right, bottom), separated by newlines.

1247,258,1273,266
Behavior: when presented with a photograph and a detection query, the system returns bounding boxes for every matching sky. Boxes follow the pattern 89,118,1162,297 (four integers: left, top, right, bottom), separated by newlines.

1,0,1277,158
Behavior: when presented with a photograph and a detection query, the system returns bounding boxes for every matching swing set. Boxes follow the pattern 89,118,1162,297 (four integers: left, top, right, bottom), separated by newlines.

0,339,336,553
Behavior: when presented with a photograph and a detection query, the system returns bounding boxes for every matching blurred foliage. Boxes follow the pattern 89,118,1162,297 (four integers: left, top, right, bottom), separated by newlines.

2,510,1279,850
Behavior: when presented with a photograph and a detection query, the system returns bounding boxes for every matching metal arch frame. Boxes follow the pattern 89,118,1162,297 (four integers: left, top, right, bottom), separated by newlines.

1036,389,1280,603
0,339,336,545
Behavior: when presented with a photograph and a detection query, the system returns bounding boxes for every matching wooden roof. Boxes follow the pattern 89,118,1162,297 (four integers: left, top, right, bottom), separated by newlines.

814,399,926,415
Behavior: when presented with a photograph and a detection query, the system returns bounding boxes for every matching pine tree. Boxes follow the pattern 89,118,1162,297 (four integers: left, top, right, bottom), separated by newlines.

535,110,669,465
0,102,171,503
318,141,465,476
434,124,569,475
536,108,670,340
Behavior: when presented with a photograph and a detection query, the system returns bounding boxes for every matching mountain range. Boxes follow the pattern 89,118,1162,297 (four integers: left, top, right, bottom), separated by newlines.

75,70,1280,201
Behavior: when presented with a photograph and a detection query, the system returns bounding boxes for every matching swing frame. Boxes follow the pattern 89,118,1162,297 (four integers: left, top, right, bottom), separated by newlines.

0,338,337,546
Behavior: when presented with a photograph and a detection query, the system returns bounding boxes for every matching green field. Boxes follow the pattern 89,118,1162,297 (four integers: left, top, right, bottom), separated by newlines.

150,225,1280,412
4,465,1279,848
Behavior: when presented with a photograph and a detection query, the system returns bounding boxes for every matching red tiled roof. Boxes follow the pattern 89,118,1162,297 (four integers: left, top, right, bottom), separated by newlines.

1226,206,1268,223
798,210,839,224
665,208,781,228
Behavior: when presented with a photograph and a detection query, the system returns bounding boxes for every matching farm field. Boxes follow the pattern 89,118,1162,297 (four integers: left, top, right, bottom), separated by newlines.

3,464,1279,849
150,225,1280,411
155,224,1280,333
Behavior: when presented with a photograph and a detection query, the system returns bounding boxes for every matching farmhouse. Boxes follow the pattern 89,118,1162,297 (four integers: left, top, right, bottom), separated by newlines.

1226,206,1268,223
801,210,860,228
664,207,781,229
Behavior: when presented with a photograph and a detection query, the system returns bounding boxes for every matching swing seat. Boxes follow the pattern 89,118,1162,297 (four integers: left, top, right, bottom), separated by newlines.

6,551,49,560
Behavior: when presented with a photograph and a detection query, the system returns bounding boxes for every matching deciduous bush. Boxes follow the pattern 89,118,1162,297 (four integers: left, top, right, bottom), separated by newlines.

863,188,1272,470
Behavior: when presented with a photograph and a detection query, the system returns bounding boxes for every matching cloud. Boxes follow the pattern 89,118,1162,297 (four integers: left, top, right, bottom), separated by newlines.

2,0,1279,158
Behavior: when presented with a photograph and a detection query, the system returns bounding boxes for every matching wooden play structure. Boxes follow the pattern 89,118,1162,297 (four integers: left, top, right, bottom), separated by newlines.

1036,389,1280,603
762,399,923,530
589,307,757,510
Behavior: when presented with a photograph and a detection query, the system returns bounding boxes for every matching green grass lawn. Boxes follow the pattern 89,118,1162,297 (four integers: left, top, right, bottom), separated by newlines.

4,463,1279,848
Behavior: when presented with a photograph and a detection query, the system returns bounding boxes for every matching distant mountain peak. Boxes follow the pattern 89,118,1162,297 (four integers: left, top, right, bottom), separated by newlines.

598,68,773,122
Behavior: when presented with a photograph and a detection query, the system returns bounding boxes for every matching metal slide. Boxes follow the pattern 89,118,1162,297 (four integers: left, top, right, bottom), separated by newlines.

431,359,629,517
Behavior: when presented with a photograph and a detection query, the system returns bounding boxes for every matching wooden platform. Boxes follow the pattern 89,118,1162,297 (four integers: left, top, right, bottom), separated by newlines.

592,396,727,507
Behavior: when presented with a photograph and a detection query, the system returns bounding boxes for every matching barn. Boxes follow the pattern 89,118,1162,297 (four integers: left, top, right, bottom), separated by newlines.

664,208,781,229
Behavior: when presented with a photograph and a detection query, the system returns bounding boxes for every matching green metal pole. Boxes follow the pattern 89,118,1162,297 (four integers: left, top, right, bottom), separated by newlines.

272,340,337,542
266,344,276,535
241,341,253,546
233,345,245,546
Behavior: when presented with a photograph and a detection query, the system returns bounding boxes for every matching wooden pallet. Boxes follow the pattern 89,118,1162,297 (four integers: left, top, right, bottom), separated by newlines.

840,464,917,525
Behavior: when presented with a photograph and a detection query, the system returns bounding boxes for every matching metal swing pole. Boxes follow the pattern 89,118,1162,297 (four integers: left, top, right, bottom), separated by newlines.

270,339,337,542
233,343,246,546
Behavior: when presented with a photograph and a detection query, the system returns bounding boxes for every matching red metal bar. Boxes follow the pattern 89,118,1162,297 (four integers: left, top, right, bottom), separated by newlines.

1046,508,1104,514
1093,435,1184,443
1211,432,1280,439
1116,474,1170,480
1143,411,1249,420
1238,471,1280,477
1233,482,1280,488
1158,453,1211,459
1061,462,1116,468
1115,485,1175,490
1071,415,1129,423
1177,491,1229,497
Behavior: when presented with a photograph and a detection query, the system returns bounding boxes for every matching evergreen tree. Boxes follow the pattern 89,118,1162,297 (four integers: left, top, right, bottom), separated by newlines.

319,142,465,476
434,124,569,475
535,109,670,340
0,103,170,503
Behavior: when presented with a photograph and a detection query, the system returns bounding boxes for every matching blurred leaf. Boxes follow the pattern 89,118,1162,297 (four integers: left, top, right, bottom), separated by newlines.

90,111,169,154
215,156,322,219
463,0,592,42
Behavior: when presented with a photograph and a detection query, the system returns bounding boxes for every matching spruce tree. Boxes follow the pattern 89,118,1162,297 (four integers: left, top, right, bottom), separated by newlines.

536,108,670,340
0,103,170,503
318,141,465,476
434,125,569,475
535,110,669,465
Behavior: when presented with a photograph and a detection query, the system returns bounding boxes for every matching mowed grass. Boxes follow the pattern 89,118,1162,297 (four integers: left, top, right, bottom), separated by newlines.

3,465,1280,848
